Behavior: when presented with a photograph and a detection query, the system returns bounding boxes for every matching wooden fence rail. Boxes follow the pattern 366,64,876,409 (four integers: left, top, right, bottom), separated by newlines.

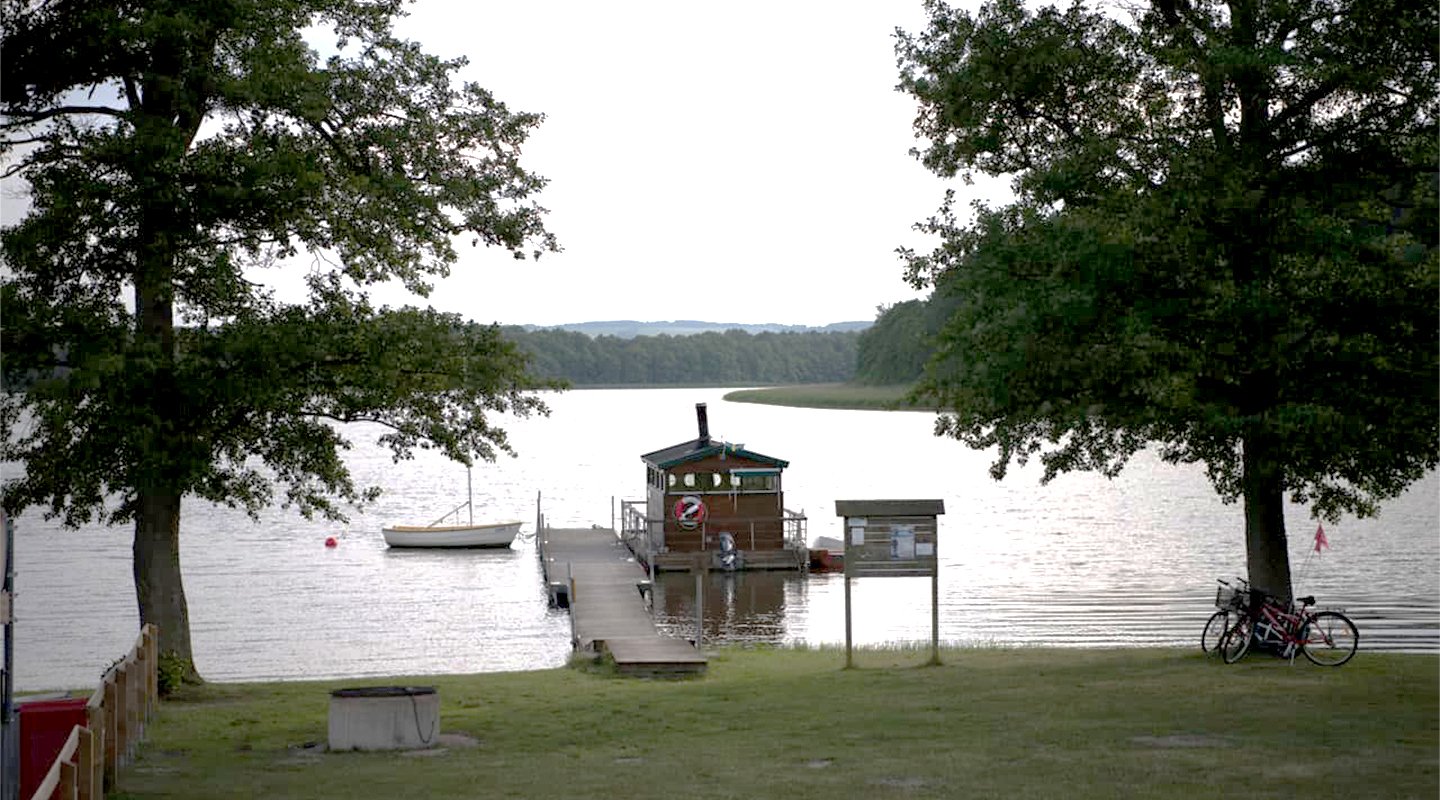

27,623,159,800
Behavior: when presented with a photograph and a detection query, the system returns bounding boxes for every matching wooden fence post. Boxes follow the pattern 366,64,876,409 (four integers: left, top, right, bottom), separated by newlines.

102,673,118,788
56,756,77,800
75,726,96,800
84,690,105,799
143,624,159,715
126,651,142,746
113,662,129,768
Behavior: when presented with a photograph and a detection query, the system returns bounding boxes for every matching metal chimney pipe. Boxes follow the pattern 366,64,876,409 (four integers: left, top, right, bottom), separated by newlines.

696,403,710,444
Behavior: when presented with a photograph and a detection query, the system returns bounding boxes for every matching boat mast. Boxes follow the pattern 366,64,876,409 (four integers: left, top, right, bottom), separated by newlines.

467,466,474,526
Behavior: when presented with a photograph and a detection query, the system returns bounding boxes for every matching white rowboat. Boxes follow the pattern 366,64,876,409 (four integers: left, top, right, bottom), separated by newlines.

382,465,521,548
382,520,522,548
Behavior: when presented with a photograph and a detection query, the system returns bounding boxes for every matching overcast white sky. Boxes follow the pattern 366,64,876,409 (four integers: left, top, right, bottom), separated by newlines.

5,1,1015,328
336,0,1006,327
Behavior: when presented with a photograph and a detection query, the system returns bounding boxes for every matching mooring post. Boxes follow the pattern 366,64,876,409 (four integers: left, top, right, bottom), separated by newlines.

694,553,707,651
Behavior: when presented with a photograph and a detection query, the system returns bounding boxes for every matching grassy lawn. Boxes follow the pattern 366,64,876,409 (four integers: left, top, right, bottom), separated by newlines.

114,646,1437,799
723,383,931,411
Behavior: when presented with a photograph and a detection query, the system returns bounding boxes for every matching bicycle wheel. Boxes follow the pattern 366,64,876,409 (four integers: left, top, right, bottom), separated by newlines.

1201,610,1232,653
1300,611,1359,666
1220,615,1253,664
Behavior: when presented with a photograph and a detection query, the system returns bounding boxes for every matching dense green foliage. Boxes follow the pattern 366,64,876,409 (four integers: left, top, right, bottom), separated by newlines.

505,327,859,386
527,319,870,338
1,0,558,679
897,0,1438,599
852,297,964,385
854,301,929,384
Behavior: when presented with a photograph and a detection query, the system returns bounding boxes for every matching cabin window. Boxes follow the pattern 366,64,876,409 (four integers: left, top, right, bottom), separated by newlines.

683,472,697,488
739,473,776,491
667,473,676,488
712,473,723,488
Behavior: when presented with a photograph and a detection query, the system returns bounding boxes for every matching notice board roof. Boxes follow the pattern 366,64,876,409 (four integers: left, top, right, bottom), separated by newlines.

835,499,946,517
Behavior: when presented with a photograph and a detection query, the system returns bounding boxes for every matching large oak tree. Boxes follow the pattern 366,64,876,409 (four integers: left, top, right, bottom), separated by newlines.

896,0,1437,599
1,0,559,682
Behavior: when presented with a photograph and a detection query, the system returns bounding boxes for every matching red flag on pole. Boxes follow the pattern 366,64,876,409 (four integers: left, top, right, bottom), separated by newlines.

1314,524,1329,553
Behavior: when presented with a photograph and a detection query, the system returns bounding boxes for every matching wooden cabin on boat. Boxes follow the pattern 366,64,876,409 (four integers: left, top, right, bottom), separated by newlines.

624,403,807,572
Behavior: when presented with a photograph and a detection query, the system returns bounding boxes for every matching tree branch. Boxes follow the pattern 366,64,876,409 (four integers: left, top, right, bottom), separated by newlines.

0,106,128,128
1268,72,1353,133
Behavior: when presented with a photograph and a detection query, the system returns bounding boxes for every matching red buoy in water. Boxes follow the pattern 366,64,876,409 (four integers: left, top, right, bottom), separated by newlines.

324,536,338,548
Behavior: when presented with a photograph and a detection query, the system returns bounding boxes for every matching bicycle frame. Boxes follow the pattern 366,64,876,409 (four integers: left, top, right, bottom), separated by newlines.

1252,598,1307,659
1252,596,1349,658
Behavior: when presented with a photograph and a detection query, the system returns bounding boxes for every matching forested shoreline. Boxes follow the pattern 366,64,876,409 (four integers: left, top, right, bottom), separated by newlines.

501,326,860,386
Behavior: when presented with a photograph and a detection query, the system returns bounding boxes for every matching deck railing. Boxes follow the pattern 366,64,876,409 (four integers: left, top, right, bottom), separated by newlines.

27,623,159,800
783,508,808,552
619,501,810,557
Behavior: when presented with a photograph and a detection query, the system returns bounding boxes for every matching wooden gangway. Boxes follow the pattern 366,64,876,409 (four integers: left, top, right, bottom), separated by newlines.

539,526,707,677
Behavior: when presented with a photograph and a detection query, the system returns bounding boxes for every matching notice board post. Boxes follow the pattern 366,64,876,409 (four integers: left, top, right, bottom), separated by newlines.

836,500,945,668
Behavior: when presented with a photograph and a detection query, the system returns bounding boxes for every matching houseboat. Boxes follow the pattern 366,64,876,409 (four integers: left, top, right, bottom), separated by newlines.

621,403,808,572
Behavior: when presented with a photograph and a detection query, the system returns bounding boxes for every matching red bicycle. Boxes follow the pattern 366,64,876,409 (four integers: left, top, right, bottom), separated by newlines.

1220,591,1359,666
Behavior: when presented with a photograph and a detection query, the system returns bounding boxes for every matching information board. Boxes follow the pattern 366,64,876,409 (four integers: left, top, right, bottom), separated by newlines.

834,500,944,667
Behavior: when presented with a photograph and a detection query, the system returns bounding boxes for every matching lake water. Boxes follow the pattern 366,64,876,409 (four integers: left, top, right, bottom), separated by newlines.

9,388,1438,691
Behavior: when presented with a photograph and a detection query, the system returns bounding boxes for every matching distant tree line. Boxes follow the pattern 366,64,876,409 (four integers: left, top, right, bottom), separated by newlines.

502,327,859,385
852,297,959,385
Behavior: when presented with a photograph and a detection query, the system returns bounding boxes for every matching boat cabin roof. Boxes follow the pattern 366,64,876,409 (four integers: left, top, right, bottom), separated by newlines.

641,438,788,471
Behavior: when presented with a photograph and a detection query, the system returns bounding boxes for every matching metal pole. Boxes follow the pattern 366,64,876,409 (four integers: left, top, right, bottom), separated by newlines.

467,467,473,526
844,557,853,669
2,512,15,800
931,563,941,666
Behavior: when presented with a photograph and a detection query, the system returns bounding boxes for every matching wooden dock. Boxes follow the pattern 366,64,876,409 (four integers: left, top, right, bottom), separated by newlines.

539,526,706,677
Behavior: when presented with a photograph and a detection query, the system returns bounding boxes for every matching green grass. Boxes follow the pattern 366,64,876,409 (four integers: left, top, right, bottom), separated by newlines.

114,646,1438,799
723,383,931,411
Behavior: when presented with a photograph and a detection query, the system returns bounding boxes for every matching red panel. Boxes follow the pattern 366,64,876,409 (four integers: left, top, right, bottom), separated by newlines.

19,696,89,800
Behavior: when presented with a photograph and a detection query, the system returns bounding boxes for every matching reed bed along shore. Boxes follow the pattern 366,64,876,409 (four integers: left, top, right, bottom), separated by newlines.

723,383,931,411
115,645,1437,800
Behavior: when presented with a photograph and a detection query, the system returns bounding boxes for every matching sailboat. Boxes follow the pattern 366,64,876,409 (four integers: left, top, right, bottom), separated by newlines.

382,466,521,548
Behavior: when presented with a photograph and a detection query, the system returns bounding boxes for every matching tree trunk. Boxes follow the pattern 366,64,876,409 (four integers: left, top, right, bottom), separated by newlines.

133,488,201,683
1241,435,1293,602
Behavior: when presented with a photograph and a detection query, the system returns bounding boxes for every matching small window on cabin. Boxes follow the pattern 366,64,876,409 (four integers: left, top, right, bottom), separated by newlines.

667,473,676,488
683,472,696,488
712,473,723,489
740,473,776,491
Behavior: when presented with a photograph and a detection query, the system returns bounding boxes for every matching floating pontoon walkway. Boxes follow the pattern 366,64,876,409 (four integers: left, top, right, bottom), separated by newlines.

539,526,706,677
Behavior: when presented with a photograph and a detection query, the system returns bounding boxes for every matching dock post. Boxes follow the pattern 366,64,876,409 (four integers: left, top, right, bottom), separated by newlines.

693,553,707,651
648,520,656,583
568,562,577,648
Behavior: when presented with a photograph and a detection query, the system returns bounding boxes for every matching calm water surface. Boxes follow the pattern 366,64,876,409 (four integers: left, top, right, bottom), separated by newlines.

10,388,1438,690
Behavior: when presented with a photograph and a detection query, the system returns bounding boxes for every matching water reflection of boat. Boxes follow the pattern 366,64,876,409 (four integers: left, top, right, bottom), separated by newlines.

808,535,844,572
